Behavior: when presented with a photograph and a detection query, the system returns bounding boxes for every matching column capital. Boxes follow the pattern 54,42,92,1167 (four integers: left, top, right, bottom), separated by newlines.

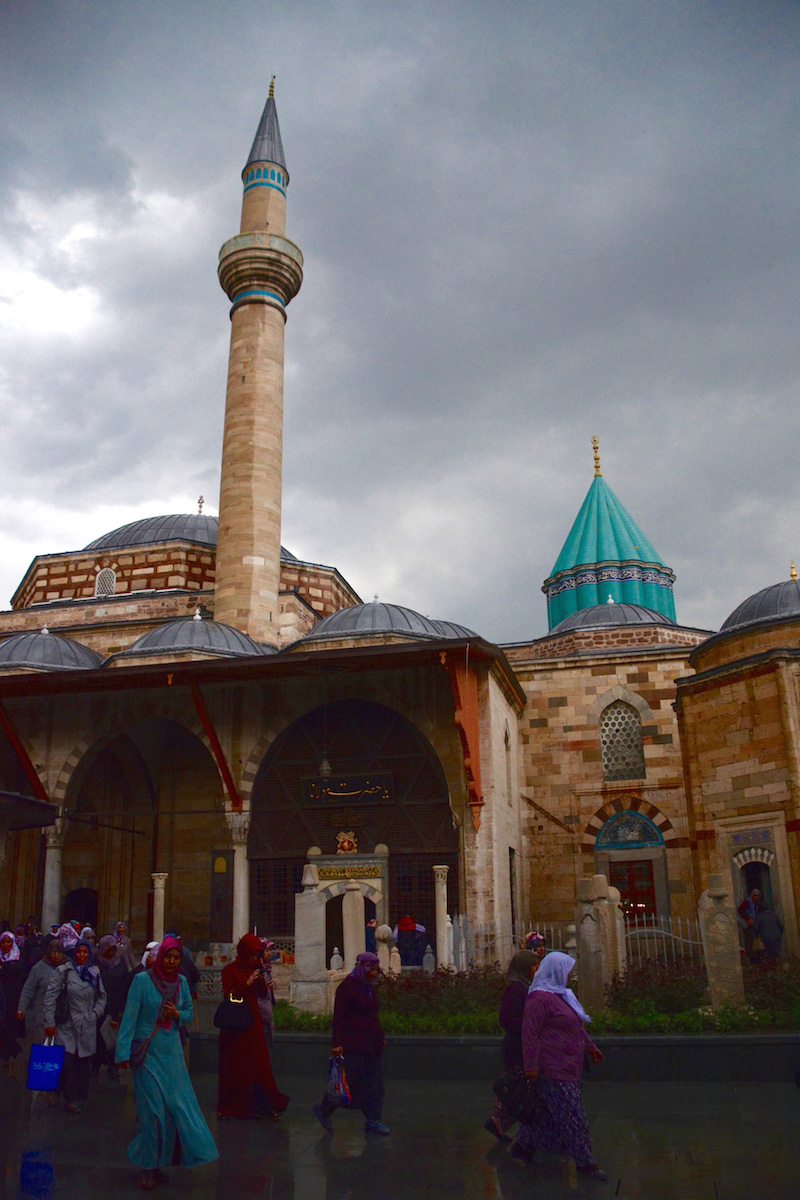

151,872,169,889
45,815,67,850
226,809,251,845
433,864,450,884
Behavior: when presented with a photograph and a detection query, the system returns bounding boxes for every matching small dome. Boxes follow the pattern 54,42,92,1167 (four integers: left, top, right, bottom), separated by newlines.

549,602,677,635
84,514,297,561
112,617,275,660
721,580,800,631
301,602,476,643
0,630,103,671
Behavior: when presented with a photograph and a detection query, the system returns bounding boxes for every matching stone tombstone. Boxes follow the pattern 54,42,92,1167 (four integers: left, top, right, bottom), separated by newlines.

698,873,745,1009
389,945,401,976
574,877,605,1013
422,945,436,973
607,885,627,978
591,873,618,990
375,924,394,975
329,947,344,971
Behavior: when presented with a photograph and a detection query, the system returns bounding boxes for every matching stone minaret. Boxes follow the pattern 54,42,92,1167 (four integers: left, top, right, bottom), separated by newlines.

214,81,303,643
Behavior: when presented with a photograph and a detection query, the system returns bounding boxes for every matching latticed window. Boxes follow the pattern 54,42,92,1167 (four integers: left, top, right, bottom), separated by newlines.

599,701,645,781
94,568,116,596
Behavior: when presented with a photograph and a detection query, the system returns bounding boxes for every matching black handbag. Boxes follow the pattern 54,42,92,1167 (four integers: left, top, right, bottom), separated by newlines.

213,994,253,1031
492,1070,542,1124
54,976,70,1027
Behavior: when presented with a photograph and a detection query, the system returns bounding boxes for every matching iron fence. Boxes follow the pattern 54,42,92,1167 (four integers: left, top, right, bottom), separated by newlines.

625,912,706,971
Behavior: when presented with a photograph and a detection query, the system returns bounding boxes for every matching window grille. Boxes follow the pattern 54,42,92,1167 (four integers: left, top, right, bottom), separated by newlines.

94,568,116,597
599,701,645,781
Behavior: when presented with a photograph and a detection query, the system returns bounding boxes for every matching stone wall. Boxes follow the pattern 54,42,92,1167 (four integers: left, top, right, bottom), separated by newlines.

512,645,696,923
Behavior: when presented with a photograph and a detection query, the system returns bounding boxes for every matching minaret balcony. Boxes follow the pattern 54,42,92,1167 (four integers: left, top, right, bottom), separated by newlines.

218,232,304,312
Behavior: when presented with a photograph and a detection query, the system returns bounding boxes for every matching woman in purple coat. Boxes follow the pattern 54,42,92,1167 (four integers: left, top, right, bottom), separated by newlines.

512,951,606,1180
485,949,538,1140
313,951,388,1135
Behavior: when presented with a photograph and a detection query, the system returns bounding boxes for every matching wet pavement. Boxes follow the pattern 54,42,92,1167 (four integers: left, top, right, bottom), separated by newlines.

0,1067,797,1199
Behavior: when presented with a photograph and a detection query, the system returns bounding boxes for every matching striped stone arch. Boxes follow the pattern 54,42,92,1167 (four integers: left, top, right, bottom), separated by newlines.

51,708,219,808
239,725,284,806
581,794,676,853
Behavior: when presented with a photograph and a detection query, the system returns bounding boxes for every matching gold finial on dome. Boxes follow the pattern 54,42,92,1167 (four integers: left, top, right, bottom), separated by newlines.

197,495,204,514
792,562,797,581
591,435,601,477
269,76,275,99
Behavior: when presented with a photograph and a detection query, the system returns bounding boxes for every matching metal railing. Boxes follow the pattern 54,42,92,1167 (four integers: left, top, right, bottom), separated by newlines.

625,912,705,970
451,916,573,971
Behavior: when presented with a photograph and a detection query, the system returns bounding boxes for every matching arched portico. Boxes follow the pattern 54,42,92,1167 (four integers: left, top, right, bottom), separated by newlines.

248,699,459,942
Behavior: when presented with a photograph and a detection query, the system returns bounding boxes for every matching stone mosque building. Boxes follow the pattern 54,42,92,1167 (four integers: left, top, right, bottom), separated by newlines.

1,87,799,961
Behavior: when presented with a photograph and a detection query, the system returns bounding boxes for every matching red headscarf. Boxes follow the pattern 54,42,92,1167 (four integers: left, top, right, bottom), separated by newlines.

148,935,182,1028
235,933,262,967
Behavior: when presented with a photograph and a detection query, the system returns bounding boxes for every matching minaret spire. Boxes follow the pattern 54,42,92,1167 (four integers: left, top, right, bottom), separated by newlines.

592,435,601,477
214,86,303,644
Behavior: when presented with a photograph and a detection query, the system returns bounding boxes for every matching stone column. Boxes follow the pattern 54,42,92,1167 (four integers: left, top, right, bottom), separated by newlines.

151,873,168,942
433,864,450,967
341,879,366,972
592,873,617,989
226,810,251,943
42,817,67,929
698,873,745,1008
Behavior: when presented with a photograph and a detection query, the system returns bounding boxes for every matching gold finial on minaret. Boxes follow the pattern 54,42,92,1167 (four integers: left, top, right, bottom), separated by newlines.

791,562,797,581
591,435,601,477
269,76,275,99
197,495,204,515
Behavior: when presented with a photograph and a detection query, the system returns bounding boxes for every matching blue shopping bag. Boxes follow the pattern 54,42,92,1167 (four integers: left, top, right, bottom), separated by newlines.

326,1055,352,1107
26,1039,65,1092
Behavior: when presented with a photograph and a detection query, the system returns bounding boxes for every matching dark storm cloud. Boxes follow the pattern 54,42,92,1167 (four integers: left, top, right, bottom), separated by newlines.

0,0,798,633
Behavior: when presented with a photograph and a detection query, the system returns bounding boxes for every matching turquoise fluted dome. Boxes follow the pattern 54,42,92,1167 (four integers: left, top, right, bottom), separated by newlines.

543,472,676,631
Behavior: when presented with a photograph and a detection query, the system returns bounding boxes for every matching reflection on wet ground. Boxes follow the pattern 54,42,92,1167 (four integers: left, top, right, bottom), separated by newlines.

0,1068,797,1198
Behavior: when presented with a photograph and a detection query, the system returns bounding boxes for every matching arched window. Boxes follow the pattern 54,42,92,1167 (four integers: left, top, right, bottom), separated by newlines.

94,567,116,597
599,700,645,781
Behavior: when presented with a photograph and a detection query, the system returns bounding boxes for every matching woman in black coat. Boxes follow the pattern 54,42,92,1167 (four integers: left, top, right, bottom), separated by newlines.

0,932,25,1066
313,952,388,1135
485,949,538,1141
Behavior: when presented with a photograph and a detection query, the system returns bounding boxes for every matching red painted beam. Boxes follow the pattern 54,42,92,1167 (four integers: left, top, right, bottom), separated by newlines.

190,683,242,811
0,700,49,802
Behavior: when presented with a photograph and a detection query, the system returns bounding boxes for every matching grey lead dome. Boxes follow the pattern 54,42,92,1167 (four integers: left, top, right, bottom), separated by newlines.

721,580,800,631
84,514,297,561
0,630,103,671
549,602,677,635
301,602,475,642
112,617,275,660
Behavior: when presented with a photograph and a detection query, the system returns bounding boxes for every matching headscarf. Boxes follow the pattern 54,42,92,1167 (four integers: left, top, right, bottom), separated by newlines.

350,951,380,984
147,936,181,1029
73,939,100,988
57,923,79,950
397,915,415,932
15,924,27,946
235,933,262,967
525,931,545,952
141,941,160,969
506,949,537,986
113,921,129,943
98,935,120,965
528,951,590,1023
44,937,64,964
0,932,19,962
80,926,97,943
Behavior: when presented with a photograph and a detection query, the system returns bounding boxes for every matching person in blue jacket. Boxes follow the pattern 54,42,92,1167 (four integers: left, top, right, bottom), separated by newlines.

116,935,217,1191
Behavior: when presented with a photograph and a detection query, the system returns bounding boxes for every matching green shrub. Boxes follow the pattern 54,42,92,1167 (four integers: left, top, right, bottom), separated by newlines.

376,965,506,1017
606,960,708,1015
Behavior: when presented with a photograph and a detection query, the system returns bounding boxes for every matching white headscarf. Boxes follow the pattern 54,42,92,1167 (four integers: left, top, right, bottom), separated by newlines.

0,932,19,962
527,950,590,1023
141,941,160,969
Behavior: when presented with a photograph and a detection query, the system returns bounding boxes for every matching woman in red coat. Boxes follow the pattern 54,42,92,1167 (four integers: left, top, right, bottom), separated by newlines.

217,934,289,1120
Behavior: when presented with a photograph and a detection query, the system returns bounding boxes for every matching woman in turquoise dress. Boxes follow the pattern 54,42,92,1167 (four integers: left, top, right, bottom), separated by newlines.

116,936,218,1190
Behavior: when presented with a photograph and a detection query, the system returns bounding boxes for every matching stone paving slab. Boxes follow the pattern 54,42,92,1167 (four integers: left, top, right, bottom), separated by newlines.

0,1068,796,1198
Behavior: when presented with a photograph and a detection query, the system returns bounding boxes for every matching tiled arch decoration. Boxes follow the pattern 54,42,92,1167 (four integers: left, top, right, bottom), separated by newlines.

582,794,676,854
732,847,775,868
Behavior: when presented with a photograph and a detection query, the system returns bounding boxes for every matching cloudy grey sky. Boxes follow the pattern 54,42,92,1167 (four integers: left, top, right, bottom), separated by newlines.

0,0,798,642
